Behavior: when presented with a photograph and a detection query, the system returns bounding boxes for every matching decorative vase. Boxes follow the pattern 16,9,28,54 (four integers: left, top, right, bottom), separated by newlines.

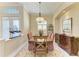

39,30,43,36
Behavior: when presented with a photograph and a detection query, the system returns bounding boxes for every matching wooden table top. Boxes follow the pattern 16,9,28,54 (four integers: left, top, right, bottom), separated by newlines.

33,36,48,39
29,36,53,42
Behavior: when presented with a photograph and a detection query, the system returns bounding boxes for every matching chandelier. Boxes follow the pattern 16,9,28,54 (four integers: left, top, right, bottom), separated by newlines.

36,2,44,22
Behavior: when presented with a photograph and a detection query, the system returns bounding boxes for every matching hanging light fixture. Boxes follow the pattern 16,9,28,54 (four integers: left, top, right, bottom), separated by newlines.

36,2,44,22
39,2,41,17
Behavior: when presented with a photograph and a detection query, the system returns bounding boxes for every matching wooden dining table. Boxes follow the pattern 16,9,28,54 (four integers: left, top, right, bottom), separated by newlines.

28,35,54,51
33,36,53,42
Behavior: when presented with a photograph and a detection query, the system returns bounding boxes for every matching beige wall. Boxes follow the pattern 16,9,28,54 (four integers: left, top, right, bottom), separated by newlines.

30,14,53,35
0,3,30,56
55,3,79,37
23,7,30,40
53,3,74,33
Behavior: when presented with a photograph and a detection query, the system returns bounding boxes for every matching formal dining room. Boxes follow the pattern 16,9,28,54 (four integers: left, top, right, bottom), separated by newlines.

0,2,79,57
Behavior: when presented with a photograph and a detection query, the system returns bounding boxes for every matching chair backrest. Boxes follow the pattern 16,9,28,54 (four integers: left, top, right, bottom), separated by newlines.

35,38,47,49
27,33,30,40
27,32,33,40
47,33,52,40
50,33,54,40
48,33,54,41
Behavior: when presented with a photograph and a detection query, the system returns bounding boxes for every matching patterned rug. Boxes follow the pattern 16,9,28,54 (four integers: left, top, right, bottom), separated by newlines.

15,42,70,57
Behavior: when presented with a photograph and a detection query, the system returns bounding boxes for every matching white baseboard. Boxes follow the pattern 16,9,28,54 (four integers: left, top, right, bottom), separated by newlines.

8,42,27,57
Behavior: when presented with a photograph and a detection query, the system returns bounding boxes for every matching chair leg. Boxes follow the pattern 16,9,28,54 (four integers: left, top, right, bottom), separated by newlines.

34,53,36,57
33,50,36,57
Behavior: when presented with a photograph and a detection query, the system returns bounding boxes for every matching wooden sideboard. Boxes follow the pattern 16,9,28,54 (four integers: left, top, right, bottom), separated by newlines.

71,37,79,55
59,34,71,54
55,33,79,56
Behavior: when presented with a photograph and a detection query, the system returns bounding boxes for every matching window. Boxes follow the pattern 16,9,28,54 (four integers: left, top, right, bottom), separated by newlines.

2,17,9,40
2,16,20,40
36,17,47,35
0,7,19,14
12,17,20,38
13,20,20,31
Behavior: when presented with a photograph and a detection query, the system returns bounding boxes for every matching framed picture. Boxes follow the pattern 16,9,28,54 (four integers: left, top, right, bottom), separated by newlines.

63,18,72,33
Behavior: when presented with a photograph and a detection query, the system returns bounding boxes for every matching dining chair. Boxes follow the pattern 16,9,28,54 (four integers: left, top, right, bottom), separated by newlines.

34,38,48,56
27,32,35,51
47,33,51,40
47,33,54,51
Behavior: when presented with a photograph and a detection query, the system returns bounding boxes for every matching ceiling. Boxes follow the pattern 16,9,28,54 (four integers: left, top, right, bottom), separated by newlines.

0,2,74,16
21,2,66,15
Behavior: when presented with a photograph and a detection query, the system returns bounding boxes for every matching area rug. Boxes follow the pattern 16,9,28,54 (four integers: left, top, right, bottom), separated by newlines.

15,42,70,57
